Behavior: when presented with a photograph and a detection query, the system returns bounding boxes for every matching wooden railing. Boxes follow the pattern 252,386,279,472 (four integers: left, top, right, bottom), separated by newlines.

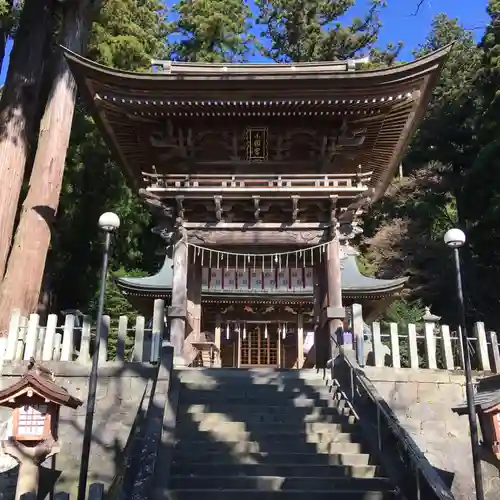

143,172,372,191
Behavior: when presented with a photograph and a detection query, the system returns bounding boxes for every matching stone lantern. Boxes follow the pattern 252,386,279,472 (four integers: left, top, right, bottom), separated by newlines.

0,358,82,500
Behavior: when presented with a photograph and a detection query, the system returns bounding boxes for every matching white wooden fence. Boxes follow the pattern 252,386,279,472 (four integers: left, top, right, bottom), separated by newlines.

363,320,500,373
0,299,166,364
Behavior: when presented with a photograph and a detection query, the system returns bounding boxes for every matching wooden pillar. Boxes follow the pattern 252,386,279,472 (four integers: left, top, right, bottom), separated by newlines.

169,226,188,366
187,254,202,340
316,259,330,368
236,329,241,368
303,263,325,368
214,314,222,367
324,236,345,363
277,326,282,368
297,313,304,369
352,303,364,366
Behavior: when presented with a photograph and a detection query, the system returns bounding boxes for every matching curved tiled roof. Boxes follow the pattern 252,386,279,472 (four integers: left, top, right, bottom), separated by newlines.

63,46,451,202
116,245,407,301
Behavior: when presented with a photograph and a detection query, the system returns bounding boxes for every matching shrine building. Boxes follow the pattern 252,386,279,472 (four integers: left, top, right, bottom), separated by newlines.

65,46,451,368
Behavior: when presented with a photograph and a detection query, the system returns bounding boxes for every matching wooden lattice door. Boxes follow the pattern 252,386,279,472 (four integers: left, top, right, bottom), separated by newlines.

240,326,278,367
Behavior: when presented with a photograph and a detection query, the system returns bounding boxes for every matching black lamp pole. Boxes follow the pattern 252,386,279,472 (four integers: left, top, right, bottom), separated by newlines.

451,245,485,500
77,213,118,500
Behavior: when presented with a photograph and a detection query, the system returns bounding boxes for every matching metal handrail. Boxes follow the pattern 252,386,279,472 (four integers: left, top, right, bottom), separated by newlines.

330,337,455,500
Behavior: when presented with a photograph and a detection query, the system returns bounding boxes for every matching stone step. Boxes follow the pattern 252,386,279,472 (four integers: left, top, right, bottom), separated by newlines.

170,463,381,479
162,489,396,500
179,383,336,394
169,476,394,492
178,393,339,406
172,451,371,466
178,420,355,434
174,438,365,454
178,403,344,416
176,367,329,381
174,431,361,449
182,410,350,424
176,427,359,443
179,380,334,391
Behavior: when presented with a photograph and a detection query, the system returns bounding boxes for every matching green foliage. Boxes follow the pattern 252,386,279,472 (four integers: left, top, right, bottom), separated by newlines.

408,14,482,173
88,0,168,69
355,253,376,277
256,0,389,62
380,299,425,328
361,164,460,323
89,267,146,359
30,0,500,338
167,0,254,62
49,0,168,315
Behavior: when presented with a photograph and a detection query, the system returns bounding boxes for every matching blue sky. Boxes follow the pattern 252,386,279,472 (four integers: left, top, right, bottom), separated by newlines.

0,0,489,83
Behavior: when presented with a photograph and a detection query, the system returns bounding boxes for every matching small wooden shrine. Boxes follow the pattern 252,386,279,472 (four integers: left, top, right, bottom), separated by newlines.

0,359,82,441
0,359,82,500
65,46,451,368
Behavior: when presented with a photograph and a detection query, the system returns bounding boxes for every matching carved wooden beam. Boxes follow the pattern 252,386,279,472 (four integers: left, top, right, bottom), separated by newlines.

291,196,299,222
187,229,327,246
183,222,330,229
253,196,261,222
139,188,175,220
214,196,223,221
176,195,185,220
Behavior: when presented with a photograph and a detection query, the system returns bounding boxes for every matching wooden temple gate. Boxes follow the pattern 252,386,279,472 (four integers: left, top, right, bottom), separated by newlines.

64,46,452,369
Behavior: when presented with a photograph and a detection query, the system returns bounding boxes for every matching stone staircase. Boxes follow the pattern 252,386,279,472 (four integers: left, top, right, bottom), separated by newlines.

166,368,401,499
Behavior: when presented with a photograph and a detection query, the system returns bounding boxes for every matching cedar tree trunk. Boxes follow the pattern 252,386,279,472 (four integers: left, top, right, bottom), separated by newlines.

0,0,52,280
0,0,94,331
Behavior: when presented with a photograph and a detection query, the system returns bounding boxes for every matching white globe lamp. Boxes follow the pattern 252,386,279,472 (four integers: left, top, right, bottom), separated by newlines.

444,228,466,249
98,212,120,232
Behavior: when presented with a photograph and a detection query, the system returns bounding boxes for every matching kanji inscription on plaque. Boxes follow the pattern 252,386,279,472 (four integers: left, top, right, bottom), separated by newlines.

246,127,268,161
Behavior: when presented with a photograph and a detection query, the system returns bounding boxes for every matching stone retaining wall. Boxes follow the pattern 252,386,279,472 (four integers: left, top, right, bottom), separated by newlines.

0,361,154,498
364,367,500,500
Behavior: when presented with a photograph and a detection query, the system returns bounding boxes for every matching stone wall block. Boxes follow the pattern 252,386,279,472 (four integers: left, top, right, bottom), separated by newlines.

436,382,464,403
416,382,440,403
390,381,418,409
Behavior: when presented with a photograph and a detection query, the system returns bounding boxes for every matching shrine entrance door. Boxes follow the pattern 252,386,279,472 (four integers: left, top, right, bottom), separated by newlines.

239,325,279,368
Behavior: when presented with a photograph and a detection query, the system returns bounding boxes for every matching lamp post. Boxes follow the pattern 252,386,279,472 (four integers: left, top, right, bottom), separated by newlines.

444,228,484,500
77,212,120,500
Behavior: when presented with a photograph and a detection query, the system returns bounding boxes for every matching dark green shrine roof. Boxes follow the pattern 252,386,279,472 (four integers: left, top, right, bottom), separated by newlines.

116,245,407,302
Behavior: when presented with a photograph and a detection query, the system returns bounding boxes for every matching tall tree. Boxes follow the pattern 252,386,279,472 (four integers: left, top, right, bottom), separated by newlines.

0,0,168,330
0,0,54,281
40,0,168,315
407,14,482,195
0,0,98,331
360,14,482,324
168,0,254,62
459,1,500,325
256,0,387,61
0,0,18,68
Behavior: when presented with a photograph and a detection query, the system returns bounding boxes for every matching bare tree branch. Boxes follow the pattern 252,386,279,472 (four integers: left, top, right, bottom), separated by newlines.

411,0,425,16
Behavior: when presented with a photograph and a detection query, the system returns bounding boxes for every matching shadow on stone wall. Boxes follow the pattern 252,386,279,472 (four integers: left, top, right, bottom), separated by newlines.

364,366,500,500
0,361,156,498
